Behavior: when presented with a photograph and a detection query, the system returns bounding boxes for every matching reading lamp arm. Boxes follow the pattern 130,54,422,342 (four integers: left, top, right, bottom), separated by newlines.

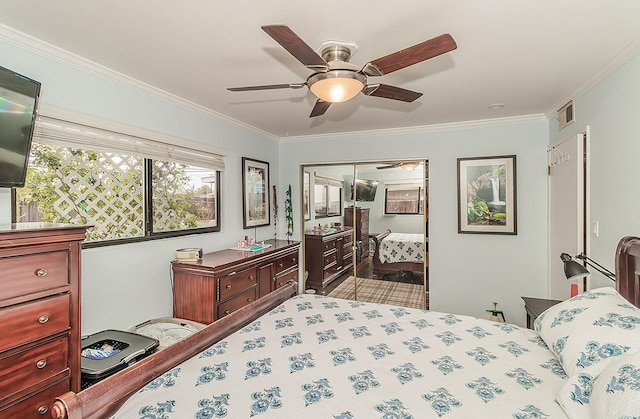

575,253,616,281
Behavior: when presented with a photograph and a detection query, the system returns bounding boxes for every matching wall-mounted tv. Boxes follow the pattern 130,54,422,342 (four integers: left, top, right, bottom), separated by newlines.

0,65,41,188
351,179,379,202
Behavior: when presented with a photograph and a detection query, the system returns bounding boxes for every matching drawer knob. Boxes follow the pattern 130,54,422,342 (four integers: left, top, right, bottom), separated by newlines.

37,359,47,369
249,275,254,281
224,310,230,315
247,298,253,303
226,285,232,290
279,263,283,267
38,315,49,324
35,268,48,277
38,405,48,415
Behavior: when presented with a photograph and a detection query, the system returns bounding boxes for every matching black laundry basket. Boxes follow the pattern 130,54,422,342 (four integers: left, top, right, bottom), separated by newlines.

80,329,159,389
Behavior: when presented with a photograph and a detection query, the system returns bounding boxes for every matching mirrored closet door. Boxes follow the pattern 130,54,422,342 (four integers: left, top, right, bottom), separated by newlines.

301,160,429,310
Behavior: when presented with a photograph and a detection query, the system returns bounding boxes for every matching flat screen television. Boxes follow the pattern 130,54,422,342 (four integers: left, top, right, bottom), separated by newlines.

0,65,41,188
351,178,379,202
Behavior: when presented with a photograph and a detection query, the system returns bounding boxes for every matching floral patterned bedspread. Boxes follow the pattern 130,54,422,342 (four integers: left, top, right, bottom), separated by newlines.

113,295,568,418
378,233,426,264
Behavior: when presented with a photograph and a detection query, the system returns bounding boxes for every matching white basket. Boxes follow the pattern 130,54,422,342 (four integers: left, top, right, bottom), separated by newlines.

128,317,206,350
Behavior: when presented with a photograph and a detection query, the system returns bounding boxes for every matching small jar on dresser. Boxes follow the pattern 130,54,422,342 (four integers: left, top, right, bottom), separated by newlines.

0,223,86,418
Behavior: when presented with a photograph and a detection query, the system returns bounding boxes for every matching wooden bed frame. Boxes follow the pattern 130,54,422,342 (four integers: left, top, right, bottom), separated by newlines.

51,281,297,419
370,229,427,279
51,236,640,418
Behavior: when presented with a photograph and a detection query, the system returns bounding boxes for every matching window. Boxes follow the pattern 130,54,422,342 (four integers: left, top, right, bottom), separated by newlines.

14,115,224,246
151,160,218,234
384,184,425,215
314,176,342,218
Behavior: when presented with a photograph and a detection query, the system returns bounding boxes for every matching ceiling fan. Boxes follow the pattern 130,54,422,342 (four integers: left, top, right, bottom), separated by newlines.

377,161,423,171
228,25,457,118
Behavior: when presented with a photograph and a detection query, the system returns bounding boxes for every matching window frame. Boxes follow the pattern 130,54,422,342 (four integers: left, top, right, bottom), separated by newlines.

145,159,221,238
313,176,343,218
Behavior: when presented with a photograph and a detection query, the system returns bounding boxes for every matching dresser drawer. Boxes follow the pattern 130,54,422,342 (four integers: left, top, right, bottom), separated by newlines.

323,263,338,280
343,253,353,267
274,268,298,289
0,376,69,419
0,336,69,402
0,294,70,352
343,233,353,245
218,268,258,302
275,252,298,274
218,286,258,318
322,239,337,253
323,250,338,267
0,250,69,302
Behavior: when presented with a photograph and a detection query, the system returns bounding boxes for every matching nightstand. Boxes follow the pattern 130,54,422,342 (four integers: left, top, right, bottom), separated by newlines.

521,297,563,329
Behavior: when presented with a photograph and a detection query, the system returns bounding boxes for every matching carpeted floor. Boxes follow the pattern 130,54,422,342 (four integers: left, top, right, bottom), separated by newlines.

327,276,427,310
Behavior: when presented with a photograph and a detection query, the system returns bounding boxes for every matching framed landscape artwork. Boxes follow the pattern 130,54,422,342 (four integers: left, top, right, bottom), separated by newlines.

242,157,270,228
457,155,517,235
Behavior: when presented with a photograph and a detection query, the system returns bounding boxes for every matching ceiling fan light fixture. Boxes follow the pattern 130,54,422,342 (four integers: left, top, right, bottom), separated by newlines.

401,162,419,171
308,70,366,103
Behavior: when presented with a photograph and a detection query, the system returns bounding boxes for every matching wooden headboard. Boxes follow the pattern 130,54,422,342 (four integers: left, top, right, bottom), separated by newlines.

615,236,640,307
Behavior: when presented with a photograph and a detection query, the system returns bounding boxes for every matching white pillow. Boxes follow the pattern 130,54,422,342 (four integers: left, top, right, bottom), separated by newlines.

534,286,640,378
557,350,640,418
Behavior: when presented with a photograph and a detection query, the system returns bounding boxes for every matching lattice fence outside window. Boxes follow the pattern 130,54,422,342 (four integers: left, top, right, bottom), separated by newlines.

17,144,145,241
17,143,218,242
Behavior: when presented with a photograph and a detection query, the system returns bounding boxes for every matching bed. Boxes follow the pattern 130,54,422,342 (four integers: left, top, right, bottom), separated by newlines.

52,236,640,418
371,229,426,280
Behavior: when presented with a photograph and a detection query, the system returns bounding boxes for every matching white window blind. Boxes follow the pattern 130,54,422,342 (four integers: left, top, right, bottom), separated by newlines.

314,175,343,188
385,182,423,191
33,115,225,171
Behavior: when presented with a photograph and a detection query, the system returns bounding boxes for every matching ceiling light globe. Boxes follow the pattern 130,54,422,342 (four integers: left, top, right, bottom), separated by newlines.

308,70,366,103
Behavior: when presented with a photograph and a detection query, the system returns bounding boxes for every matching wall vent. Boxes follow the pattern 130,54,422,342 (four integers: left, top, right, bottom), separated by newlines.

558,100,575,130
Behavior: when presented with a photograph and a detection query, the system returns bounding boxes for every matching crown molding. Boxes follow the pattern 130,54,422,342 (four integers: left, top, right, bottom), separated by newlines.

545,34,640,120
0,24,280,143
279,114,548,143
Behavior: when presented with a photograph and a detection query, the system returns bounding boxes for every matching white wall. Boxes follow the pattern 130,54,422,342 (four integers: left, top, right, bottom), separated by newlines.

281,119,550,326
0,28,283,334
549,53,640,289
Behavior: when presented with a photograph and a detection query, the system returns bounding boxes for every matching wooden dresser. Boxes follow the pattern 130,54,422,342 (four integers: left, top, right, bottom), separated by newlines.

304,227,354,294
344,207,370,258
172,239,300,324
0,223,86,418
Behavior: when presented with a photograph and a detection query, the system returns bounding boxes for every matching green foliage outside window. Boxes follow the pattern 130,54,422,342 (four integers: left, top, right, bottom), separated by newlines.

16,143,215,242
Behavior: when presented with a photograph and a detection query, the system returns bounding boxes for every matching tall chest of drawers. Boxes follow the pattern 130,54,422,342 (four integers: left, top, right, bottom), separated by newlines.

0,223,86,418
344,207,370,258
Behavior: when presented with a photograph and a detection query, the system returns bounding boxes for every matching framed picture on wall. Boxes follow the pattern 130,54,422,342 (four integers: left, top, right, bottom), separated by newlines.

303,171,311,220
242,157,270,228
457,155,517,235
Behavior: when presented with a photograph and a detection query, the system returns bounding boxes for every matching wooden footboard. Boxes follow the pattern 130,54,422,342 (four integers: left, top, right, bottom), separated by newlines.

371,229,425,279
51,281,298,419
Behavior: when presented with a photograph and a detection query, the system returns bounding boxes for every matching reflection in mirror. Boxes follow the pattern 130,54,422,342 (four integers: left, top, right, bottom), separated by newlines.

301,161,428,310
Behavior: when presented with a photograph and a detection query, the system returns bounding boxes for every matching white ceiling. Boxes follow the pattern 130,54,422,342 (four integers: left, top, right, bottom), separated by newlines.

1,1,640,138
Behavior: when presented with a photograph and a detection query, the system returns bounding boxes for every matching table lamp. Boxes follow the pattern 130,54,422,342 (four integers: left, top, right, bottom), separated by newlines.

560,252,616,297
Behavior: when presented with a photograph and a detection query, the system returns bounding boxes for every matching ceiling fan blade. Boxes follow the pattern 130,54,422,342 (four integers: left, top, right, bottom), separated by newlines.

227,83,306,92
363,84,423,102
376,164,399,170
309,99,331,117
262,25,328,71
361,34,457,77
